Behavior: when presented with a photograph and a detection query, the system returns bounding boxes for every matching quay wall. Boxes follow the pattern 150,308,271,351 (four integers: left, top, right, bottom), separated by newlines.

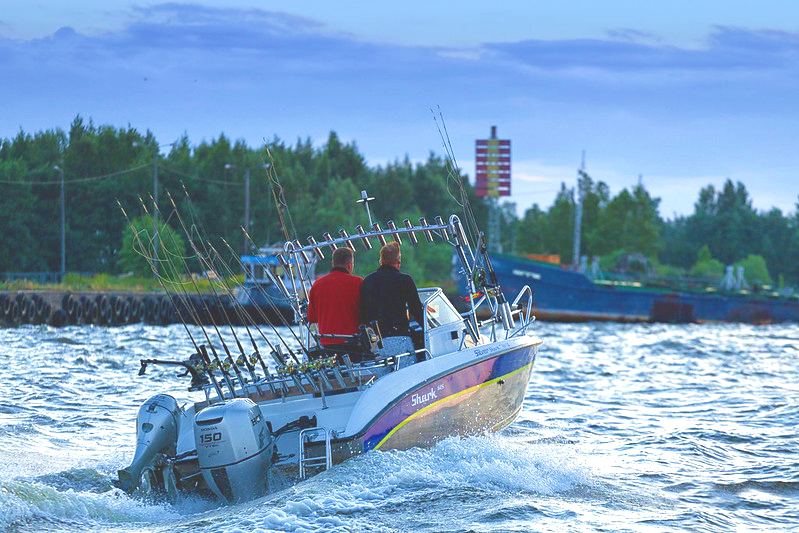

0,290,277,327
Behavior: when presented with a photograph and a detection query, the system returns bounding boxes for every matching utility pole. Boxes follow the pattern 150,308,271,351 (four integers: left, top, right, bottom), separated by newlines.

53,165,66,280
224,163,235,245
262,163,272,244
572,150,585,271
243,168,251,255
152,150,159,273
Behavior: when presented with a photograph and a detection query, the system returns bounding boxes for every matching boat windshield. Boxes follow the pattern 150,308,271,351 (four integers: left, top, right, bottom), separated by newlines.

243,261,282,283
419,288,462,328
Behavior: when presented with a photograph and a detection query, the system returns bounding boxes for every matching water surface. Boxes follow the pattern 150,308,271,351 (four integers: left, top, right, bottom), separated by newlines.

1,322,797,531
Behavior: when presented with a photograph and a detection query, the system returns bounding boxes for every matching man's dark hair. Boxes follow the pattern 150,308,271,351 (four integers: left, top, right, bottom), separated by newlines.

332,247,354,268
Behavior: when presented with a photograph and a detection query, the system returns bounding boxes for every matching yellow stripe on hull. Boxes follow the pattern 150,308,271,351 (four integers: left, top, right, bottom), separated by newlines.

374,361,534,451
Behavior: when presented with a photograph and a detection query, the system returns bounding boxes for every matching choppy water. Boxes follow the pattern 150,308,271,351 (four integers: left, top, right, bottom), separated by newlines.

0,322,797,532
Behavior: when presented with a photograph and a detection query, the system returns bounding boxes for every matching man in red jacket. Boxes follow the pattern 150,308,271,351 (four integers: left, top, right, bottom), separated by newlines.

307,247,362,347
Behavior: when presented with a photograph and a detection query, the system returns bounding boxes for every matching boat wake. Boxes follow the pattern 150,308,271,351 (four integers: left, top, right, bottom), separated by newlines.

0,434,606,532
0,476,183,532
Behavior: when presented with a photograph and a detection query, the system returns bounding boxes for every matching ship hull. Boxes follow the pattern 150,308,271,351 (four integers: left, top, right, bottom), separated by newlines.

359,344,536,452
489,254,799,324
234,282,296,323
285,339,539,469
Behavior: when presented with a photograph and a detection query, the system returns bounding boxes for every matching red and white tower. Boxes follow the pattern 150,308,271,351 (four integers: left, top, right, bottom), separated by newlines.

475,126,511,252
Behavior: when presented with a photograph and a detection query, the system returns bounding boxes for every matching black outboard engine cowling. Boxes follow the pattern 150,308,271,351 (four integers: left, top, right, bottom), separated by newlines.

117,394,180,493
194,398,273,503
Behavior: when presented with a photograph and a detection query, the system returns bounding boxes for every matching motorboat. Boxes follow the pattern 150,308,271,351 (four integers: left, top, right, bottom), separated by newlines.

116,212,542,504
236,245,317,323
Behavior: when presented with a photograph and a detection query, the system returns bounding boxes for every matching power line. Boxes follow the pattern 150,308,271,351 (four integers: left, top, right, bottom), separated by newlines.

0,161,238,187
157,163,234,185
0,163,150,185
509,189,561,197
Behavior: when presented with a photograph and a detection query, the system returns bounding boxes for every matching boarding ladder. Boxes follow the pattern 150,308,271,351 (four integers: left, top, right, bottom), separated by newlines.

298,427,332,480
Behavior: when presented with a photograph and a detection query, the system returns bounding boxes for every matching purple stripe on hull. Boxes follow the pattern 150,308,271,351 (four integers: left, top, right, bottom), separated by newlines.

362,346,535,452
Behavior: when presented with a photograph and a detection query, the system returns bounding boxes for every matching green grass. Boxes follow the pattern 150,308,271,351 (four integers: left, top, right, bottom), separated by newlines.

2,271,450,294
0,272,245,293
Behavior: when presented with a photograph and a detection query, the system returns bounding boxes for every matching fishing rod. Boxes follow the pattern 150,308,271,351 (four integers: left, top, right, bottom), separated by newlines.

138,197,240,397
204,237,324,395
165,191,267,394
260,154,310,327
214,237,309,366
203,239,287,356
146,194,251,396
121,202,224,398
157,229,254,396
173,183,316,392
273,243,306,334
224,232,308,361
262,150,317,335
432,108,515,330
137,198,238,398
432,106,482,249
199,238,302,396
177,181,308,360
174,159,340,395
175,184,284,353
117,201,225,402
220,236,321,391
264,147,297,243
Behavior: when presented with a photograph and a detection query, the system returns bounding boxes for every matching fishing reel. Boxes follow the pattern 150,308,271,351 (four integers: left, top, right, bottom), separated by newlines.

138,351,210,391
237,353,261,369
358,322,383,352
472,267,487,289
472,266,501,298
312,322,383,360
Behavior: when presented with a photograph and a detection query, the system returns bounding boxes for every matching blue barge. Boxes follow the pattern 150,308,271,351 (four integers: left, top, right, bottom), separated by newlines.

488,254,799,324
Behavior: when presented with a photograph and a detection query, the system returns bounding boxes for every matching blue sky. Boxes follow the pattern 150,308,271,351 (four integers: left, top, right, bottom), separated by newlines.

1,1,797,217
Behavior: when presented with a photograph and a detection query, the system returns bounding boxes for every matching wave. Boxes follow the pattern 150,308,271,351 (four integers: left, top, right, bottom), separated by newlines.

0,479,182,531
713,479,799,496
1,322,797,531
172,434,627,532
0,435,605,532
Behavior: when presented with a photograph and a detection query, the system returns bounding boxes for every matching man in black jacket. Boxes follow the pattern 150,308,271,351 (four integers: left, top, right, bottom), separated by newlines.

360,242,424,359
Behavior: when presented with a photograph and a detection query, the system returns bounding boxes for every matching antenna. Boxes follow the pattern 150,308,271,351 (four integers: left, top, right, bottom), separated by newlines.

356,190,375,227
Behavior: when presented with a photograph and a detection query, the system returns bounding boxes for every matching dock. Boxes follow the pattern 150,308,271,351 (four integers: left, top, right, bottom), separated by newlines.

0,290,282,327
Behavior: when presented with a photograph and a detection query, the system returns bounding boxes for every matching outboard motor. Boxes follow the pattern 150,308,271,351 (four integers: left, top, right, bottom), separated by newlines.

117,394,180,493
194,398,273,503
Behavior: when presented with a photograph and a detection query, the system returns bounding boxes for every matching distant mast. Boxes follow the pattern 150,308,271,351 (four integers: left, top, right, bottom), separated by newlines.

475,126,511,253
572,151,586,270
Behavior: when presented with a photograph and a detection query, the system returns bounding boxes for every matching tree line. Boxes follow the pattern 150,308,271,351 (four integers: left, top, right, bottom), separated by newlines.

0,117,478,285
1,117,797,286
512,173,799,286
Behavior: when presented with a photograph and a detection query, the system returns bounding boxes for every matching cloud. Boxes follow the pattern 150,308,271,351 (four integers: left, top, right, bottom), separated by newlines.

3,6,797,86
605,28,663,44
119,3,354,58
484,26,799,72
0,3,797,215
